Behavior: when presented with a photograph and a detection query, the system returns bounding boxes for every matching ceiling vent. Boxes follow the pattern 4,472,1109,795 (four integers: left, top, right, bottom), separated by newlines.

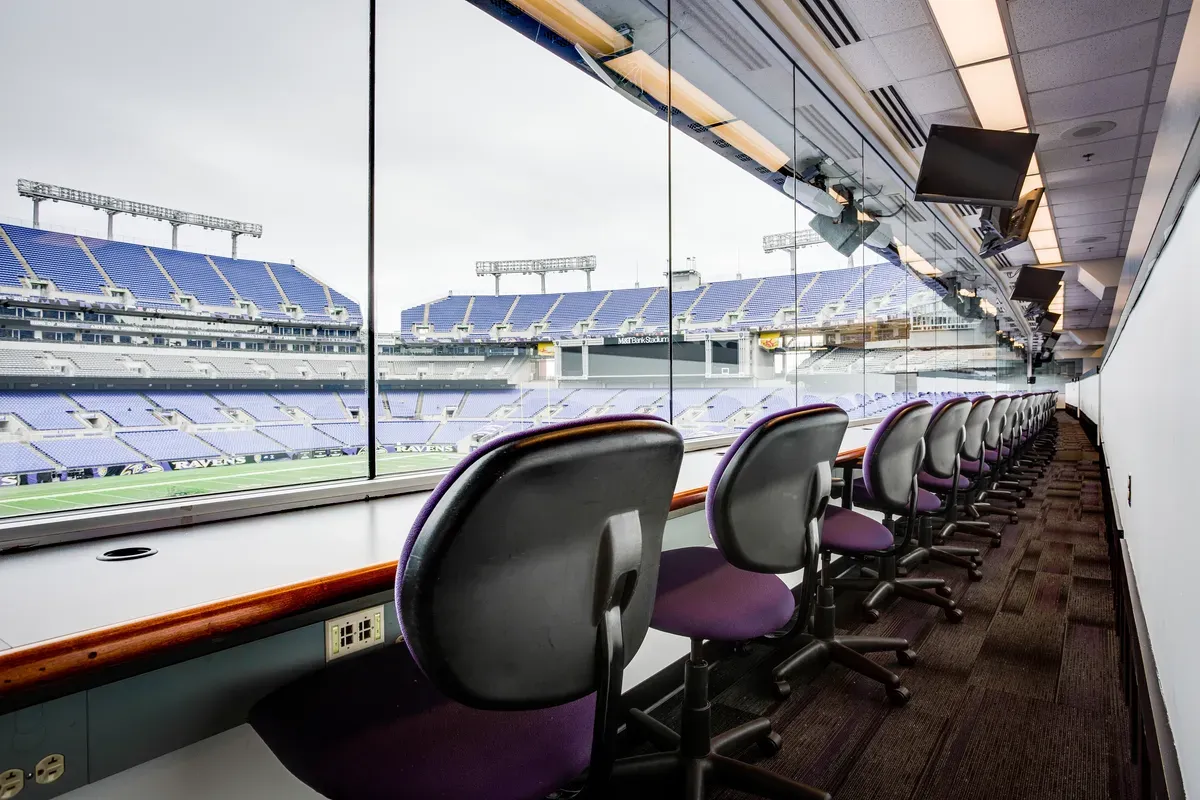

869,87,926,149
930,232,953,250
796,0,861,49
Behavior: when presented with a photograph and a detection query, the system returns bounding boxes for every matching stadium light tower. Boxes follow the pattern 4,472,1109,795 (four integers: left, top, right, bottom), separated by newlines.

762,229,824,274
17,179,262,257
475,255,597,295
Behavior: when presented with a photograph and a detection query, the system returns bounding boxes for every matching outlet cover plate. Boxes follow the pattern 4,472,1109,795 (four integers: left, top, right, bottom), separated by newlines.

325,605,386,662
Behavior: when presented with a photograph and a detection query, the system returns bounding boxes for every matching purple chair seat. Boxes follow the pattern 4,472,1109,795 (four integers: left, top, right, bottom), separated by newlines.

822,506,894,553
984,446,1011,461
250,643,594,800
851,477,941,513
651,546,795,640
918,471,968,492
961,458,991,476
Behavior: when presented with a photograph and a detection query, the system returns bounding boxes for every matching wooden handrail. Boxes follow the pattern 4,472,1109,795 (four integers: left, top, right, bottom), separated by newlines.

0,445,867,694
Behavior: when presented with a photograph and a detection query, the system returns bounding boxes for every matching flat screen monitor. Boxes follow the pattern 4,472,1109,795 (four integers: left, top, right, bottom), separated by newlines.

915,125,1039,208
1043,332,1060,351
1037,312,1059,333
1011,266,1064,305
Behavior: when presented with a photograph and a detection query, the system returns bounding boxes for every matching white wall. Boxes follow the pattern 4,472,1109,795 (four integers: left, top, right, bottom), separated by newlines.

1078,374,1099,423
1064,380,1079,409
1100,179,1200,795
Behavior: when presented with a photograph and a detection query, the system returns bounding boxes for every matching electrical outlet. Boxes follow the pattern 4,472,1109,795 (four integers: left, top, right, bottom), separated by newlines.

35,754,64,785
325,605,385,661
0,768,22,799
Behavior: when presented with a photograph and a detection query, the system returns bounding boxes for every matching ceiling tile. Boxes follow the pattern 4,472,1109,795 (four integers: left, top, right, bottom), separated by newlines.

1033,106,1145,150
1058,220,1127,238
921,106,975,128
1138,133,1159,158
1050,195,1130,216
1028,71,1151,125
1038,136,1139,172
1124,218,1137,230
1159,13,1189,65
1144,101,1165,131
1127,193,1142,207
1018,22,1157,93
898,70,966,114
839,0,931,38
1053,208,1129,227
1009,0,1162,52
873,25,951,81
1132,176,1147,192
1050,179,1133,204
1150,64,1176,103
1168,0,1191,13
1062,246,1120,260
1134,156,1152,177
837,40,895,91
1044,160,1136,188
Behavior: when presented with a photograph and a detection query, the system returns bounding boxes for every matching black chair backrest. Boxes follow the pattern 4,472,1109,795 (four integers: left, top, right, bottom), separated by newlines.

397,415,684,710
708,404,848,574
862,399,934,512
962,395,995,462
985,395,1011,450
924,397,971,479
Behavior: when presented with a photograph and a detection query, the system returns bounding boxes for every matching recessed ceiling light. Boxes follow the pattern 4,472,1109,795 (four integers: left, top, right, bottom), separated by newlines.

1077,235,1108,243
927,0,1009,66
1064,120,1117,140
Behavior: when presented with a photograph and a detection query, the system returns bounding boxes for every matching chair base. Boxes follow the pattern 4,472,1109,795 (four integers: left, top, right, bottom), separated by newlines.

770,584,914,704
624,651,830,800
834,555,963,624
897,518,982,581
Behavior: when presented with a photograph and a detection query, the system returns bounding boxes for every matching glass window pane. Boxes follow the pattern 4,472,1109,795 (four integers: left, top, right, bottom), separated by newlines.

0,1,368,518
666,9,799,438
375,0,669,471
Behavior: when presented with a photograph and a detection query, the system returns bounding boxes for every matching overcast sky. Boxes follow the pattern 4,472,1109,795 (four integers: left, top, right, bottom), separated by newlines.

0,0,872,329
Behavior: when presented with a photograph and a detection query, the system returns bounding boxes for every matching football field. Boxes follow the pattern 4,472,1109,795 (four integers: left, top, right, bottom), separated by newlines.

0,451,463,519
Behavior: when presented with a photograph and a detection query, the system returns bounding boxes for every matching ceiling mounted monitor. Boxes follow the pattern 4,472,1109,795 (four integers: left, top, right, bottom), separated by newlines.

1037,311,1059,334
1043,332,1060,351
915,125,1039,208
979,187,1044,259
1010,265,1063,306
809,205,880,257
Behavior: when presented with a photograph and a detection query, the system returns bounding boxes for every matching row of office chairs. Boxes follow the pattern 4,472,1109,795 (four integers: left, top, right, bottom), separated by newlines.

250,392,1058,799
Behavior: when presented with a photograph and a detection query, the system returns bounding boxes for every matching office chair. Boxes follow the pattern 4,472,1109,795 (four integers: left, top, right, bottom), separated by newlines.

249,415,686,800
969,395,1021,525
942,395,1003,548
631,404,899,800
831,400,964,623
896,397,982,581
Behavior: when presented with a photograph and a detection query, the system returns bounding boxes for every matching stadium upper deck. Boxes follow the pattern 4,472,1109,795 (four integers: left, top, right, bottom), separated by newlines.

0,223,362,324
399,260,948,341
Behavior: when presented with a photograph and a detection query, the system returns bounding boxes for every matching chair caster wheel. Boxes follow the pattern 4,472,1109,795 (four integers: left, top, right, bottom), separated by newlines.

773,680,792,700
990,538,1003,548
732,641,752,655
863,607,881,623
887,686,912,707
1016,501,1026,509
935,584,953,598
897,648,917,666
758,731,783,757
944,606,964,623
968,568,983,582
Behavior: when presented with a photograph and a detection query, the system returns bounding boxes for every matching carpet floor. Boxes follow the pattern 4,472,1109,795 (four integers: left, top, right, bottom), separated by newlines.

625,412,1134,799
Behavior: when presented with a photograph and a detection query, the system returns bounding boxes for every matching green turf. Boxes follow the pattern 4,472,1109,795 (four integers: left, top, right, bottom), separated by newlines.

0,451,463,519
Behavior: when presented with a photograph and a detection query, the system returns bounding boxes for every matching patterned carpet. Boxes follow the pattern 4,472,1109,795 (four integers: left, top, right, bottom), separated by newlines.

630,412,1134,799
